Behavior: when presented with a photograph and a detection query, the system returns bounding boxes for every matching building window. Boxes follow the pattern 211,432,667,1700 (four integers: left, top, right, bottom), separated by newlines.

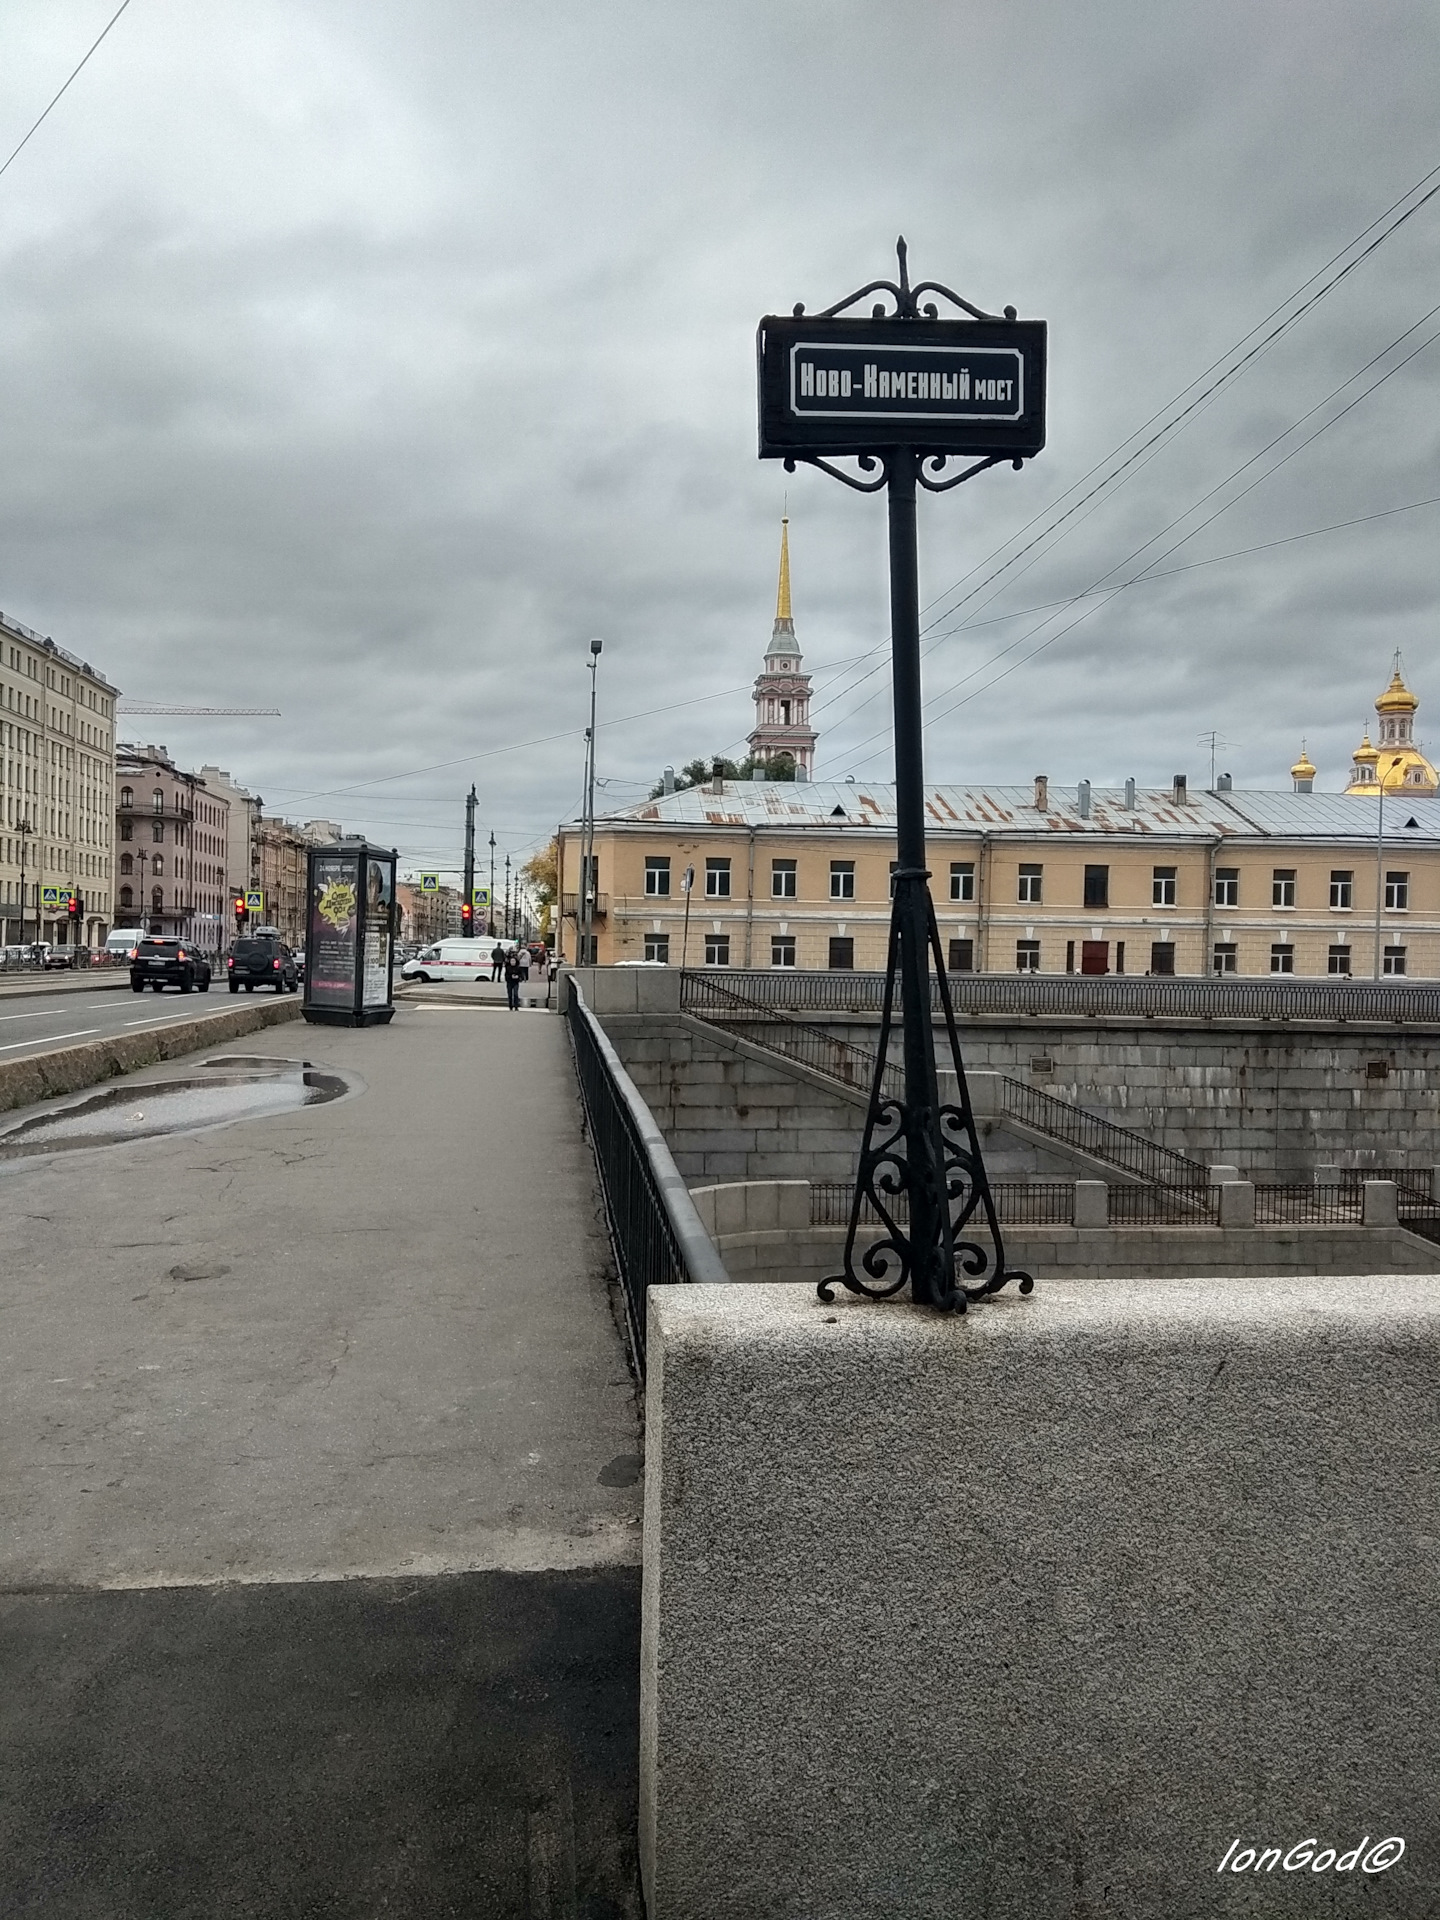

705,933,730,967
1383,945,1407,976
1080,941,1109,975
829,860,855,900
1270,943,1294,974
644,856,671,897
151,855,164,877
1065,940,1075,973
120,820,132,842
1083,865,1109,909
577,934,598,964
119,786,132,809
771,935,796,968
580,854,600,897
1329,870,1353,911
1016,939,1040,972
120,853,133,875
152,789,164,813
889,861,899,898
1328,944,1352,976
771,859,797,899
949,862,975,902
705,858,731,898
828,936,854,971
1214,867,1238,907
119,885,133,910
1272,869,1296,909
152,821,164,843
643,933,670,964
1017,863,1043,904
151,887,164,913
948,938,974,973
1152,866,1177,907
1385,870,1409,911
1115,940,1126,975
1149,941,1175,976
1213,942,1237,974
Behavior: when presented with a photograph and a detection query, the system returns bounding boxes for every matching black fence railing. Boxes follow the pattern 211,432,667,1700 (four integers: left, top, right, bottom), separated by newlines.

1107,1184,1222,1225
565,978,728,1374
680,968,1440,1025
998,1076,1209,1190
1338,1167,1435,1202
1253,1184,1360,1225
810,1180,1076,1229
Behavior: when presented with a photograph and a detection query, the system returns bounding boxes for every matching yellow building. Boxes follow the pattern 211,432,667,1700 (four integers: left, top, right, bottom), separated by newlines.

1344,658,1438,797
559,773,1440,980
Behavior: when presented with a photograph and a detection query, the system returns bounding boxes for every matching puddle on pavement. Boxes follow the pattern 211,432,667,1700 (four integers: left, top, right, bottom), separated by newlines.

0,1057,349,1159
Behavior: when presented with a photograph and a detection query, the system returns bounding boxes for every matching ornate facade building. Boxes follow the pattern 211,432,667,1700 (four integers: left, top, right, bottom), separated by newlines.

746,518,816,777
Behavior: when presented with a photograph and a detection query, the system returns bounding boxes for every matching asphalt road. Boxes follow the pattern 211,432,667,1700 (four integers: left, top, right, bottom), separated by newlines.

0,980,293,1064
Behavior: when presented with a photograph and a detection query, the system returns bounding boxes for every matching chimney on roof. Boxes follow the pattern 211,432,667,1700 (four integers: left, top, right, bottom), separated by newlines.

1077,779,1091,819
1172,773,1188,805
710,758,725,796
1216,772,1232,792
662,766,675,794
1033,773,1048,811
1124,777,1136,809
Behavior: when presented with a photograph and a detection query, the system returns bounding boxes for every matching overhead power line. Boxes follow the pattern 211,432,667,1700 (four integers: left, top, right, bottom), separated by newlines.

0,0,134,187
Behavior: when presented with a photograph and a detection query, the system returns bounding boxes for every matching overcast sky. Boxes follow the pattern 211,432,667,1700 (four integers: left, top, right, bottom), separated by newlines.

2,0,1438,879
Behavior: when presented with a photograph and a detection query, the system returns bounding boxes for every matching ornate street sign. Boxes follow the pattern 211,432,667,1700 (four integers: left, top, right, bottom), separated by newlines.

758,316,1046,461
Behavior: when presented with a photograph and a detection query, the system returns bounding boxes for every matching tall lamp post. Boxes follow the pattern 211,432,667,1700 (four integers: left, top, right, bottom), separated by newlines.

16,816,33,948
759,239,1044,1312
1374,755,1406,979
488,831,496,937
504,854,512,940
579,637,602,966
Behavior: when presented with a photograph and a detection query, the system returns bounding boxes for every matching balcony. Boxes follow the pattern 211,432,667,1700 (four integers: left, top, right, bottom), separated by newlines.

562,893,609,919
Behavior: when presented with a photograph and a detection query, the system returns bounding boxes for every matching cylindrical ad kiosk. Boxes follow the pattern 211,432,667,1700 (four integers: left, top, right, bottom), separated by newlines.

302,842,397,1027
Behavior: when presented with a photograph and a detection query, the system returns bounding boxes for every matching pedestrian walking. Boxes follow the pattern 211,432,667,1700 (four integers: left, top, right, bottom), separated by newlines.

503,946,522,1011
516,943,531,986
490,941,505,982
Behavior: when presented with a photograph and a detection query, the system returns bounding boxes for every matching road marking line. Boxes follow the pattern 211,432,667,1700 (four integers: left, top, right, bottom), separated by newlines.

0,1010,56,1022
0,1028,100,1051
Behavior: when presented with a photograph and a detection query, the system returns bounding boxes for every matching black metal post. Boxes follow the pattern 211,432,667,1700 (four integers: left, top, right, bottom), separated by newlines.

488,831,496,937
886,447,951,1305
462,785,477,937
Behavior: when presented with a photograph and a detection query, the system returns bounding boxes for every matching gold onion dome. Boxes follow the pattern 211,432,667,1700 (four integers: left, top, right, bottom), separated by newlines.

1290,745,1317,782
1351,731,1378,765
1376,665,1419,714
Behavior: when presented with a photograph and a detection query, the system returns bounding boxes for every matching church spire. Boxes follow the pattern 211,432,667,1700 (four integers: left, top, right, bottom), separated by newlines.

776,515,793,627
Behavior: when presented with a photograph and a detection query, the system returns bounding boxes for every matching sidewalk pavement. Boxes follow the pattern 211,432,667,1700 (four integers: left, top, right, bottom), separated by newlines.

0,1002,642,1916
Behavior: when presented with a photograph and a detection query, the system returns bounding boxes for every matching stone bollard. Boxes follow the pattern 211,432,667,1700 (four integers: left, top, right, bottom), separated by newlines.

1208,1163,1241,1185
1073,1180,1108,1228
1217,1180,1255,1228
1363,1179,1399,1228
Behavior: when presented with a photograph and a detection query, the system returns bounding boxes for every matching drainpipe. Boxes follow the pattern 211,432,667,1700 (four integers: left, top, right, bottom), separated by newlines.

1204,834,1220,977
976,829,992,972
744,826,756,969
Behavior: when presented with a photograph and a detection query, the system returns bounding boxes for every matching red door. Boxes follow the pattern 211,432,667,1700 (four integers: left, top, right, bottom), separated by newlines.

1080,941,1109,975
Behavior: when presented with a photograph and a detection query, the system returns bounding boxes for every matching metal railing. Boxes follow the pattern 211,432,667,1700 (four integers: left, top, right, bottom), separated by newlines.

565,977,728,1376
1108,1185,1221,1225
684,973,898,1099
997,1076,1209,1189
681,968,1440,1024
1398,1199,1440,1246
1252,1185,1360,1225
1337,1167,1434,1202
811,1180,1076,1229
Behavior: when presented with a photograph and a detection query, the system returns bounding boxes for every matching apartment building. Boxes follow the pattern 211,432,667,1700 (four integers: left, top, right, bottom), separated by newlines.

116,746,231,950
0,611,118,948
558,775,1440,980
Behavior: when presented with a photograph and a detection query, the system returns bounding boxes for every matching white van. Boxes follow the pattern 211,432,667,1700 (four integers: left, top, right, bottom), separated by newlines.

400,940,496,984
106,929,145,961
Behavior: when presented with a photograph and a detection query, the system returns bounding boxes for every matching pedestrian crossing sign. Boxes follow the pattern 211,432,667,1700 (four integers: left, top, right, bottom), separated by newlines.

41,886,61,908
245,889,264,913
420,874,439,893
473,887,490,907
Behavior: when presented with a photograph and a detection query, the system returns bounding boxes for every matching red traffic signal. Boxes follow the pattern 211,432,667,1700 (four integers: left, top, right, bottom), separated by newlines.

233,897,246,926
67,893,82,922
460,901,474,930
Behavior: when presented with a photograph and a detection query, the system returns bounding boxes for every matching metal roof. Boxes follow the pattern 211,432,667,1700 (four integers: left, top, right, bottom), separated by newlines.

585,780,1440,842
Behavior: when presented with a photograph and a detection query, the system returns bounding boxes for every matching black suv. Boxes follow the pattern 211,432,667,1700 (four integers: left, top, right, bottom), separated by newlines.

227,933,300,993
130,937,213,994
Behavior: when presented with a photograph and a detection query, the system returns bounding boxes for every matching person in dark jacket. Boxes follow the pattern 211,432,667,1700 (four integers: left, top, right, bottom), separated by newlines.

503,946,522,1011
490,941,505,982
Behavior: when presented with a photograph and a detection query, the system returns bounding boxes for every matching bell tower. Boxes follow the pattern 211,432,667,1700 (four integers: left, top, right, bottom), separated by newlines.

747,516,817,776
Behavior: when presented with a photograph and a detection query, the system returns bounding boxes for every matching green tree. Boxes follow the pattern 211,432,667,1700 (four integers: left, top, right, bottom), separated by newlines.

522,838,558,941
649,752,796,799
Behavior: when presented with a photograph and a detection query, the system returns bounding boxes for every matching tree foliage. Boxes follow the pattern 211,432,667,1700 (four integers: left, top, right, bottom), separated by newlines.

522,838,558,937
649,752,797,799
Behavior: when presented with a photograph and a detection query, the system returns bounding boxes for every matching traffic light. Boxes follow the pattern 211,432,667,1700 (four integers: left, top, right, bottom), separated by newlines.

67,893,82,927
460,900,474,935
233,897,246,929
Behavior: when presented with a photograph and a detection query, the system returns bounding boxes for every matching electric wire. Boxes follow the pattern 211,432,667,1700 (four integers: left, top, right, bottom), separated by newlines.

0,0,134,186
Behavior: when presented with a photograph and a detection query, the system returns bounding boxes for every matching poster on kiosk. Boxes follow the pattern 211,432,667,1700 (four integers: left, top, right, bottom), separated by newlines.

302,842,397,1027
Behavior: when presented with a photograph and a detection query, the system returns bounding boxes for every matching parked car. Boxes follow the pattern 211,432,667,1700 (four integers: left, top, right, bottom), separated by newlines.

106,929,146,962
227,933,300,993
400,940,493,983
130,937,213,994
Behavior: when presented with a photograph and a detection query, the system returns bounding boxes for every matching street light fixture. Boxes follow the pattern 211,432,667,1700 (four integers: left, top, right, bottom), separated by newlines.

580,638,602,967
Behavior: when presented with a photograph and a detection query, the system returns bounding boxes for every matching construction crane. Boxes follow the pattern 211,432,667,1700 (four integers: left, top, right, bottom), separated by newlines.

116,704,282,716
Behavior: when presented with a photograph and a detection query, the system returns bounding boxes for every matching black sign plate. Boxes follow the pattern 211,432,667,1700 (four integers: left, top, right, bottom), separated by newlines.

757,315,1046,459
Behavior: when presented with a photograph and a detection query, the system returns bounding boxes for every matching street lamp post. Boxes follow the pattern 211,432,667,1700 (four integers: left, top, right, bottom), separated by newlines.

16,817,33,948
680,864,694,970
504,854,512,940
488,832,496,937
579,638,602,966
1374,755,1406,980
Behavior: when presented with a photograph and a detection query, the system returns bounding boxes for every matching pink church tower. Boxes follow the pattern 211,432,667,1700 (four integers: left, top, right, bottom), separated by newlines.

747,516,817,777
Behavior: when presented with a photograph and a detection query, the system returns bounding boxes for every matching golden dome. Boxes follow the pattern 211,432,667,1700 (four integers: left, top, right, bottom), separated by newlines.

1376,666,1418,715
1351,731,1378,767
1290,744,1316,782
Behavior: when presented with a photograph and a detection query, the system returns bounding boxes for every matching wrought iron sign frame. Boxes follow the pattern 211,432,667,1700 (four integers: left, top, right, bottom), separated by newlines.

758,238,1042,1313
